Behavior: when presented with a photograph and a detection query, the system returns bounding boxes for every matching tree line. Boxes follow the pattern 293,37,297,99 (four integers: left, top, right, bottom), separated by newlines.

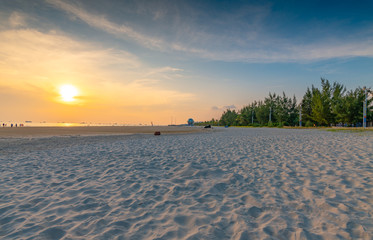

197,78,372,127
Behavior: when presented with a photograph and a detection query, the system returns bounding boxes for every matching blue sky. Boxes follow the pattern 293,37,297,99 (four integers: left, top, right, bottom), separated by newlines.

0,0,372,124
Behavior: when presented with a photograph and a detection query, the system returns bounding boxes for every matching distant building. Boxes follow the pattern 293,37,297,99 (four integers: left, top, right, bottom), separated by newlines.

187,118,194,126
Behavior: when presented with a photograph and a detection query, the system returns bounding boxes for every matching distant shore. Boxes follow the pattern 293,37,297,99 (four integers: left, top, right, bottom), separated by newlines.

0,126,207,138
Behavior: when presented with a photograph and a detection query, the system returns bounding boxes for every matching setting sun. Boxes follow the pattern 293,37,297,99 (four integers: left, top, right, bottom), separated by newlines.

59,84,79,102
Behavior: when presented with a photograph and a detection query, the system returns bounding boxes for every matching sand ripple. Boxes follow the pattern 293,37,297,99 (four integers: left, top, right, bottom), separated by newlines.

0,129,372,239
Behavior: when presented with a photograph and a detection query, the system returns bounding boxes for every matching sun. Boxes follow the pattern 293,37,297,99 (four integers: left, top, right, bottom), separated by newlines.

59,84,79,102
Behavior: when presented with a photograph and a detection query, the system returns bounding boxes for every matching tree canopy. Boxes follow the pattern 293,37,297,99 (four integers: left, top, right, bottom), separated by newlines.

198,79,372,127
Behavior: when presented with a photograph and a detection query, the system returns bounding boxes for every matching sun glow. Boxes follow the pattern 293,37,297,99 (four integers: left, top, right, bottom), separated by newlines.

59,84,79,102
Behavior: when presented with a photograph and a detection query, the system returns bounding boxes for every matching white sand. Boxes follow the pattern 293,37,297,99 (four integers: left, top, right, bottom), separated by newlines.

0,128,372,239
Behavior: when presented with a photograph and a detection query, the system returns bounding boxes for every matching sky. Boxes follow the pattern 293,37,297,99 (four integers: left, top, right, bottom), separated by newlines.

1,0,372,125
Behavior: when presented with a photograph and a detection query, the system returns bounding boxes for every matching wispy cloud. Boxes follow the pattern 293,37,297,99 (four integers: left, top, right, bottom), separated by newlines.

0,27,195,120
45,0,164,49
205,40,373,63
45,0,373,63
211,105,236,112
144,66,183,76
224,105,237,110
9,12,27,27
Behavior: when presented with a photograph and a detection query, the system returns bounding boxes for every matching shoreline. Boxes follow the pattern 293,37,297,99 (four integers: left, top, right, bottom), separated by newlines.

0,126,208,138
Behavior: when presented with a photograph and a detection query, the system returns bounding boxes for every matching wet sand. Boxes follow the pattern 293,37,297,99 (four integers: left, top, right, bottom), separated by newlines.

0,126,205,138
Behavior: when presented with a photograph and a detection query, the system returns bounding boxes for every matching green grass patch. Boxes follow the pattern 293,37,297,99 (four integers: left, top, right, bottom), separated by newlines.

326,128,373,132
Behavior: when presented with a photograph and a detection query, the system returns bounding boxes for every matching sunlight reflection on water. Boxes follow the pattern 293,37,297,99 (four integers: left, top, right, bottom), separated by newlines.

6,122,131,127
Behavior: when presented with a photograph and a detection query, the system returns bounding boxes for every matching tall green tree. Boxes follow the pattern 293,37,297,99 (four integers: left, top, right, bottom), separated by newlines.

255,101,270,125
219,109,238,126
343,87,373,125
288,95,299,126
331,82,347,123
239,106,253,125
301,87,313,125
310,79,334,126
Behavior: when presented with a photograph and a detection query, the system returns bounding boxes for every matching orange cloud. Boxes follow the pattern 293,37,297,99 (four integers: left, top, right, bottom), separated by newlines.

0,27,197,124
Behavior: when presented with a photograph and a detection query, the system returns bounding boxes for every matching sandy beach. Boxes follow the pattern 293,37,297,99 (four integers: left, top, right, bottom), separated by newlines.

0,126,205,138
0,127,372,239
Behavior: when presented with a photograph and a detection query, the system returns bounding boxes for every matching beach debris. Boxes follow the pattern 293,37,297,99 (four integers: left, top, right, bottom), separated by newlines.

154,131,161,135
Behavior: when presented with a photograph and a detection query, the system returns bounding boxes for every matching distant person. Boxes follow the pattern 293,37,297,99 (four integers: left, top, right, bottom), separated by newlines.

11,124,13,127
15,124,17,127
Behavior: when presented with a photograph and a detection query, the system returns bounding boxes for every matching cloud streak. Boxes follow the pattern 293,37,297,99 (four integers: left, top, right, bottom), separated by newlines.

46,0,164,49
45,0,373,63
